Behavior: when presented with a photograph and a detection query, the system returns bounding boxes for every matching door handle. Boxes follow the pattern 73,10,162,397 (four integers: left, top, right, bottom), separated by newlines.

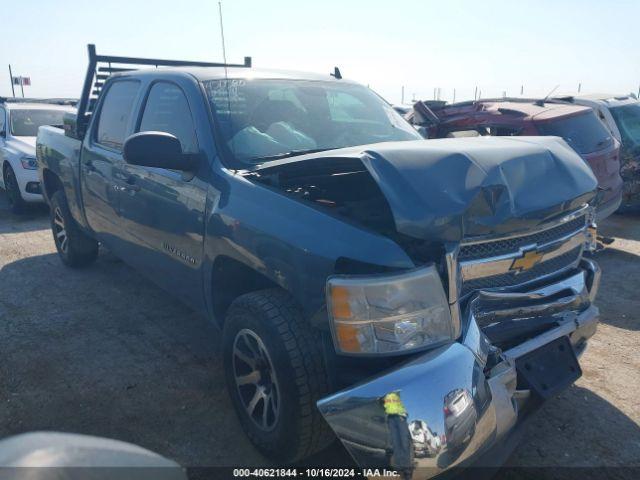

124,184,141,192
83,160,96,171
121,176,141,193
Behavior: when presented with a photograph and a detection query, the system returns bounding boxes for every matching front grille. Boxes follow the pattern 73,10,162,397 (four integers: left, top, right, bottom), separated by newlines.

461,246,582,296
459,215,586,262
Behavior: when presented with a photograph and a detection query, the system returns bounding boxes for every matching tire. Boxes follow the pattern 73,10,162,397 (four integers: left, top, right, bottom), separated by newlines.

3,164,28,214
223,288,334,463
50,190,99,268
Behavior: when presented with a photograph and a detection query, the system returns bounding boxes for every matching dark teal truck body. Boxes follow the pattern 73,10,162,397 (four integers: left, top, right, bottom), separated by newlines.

36,54,603,477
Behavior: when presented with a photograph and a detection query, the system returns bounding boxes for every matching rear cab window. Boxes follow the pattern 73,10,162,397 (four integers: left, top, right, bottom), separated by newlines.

536,111,613,154
95,80,141,151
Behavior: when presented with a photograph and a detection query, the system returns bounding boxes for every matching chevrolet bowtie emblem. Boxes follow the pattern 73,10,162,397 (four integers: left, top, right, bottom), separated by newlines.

510,248,545,273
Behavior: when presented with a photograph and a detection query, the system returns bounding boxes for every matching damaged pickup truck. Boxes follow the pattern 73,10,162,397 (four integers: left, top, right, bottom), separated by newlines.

37,45,601,477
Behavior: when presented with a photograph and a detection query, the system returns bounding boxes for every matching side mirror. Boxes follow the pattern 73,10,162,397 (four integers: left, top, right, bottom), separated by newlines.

123,131,198,171
0,129,5,138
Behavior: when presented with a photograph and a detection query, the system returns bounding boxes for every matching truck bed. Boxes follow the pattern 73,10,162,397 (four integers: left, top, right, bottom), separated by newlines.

36,126,86,226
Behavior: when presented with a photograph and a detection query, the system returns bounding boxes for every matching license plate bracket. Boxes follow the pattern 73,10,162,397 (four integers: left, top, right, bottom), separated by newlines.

515,336,581,399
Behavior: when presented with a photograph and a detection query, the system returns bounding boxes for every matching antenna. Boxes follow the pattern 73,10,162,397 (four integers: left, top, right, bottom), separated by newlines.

218,1,229,76
536,84,560,106
218,1,235,162
544,84,560,100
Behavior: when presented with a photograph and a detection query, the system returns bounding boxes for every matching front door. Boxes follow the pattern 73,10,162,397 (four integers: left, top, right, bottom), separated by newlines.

81,80,141,242
115,81,207,311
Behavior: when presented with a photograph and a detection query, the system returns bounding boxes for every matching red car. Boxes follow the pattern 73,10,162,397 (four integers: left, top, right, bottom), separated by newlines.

409,99,623,220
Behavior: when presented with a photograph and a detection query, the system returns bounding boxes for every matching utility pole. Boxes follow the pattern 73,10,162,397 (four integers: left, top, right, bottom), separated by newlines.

578,83,582,93
453,88,456,103
20,78,24,98
401,86,405,104
520,85,524,96
474,86,478,100
8,64,15,97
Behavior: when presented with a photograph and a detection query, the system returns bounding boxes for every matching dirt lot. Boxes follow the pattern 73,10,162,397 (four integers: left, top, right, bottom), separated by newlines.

0,190,638,477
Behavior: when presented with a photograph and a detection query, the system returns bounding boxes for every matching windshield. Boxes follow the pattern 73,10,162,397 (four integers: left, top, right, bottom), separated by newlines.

10,109,67,137
609,103,640,149
203,79,421,165
536,111,613,154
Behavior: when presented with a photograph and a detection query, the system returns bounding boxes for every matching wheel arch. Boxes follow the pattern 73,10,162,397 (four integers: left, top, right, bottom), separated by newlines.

210,255,281,324
41,168,64,203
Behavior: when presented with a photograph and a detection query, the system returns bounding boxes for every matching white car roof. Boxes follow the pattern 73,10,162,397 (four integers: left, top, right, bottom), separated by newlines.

3,102,76,112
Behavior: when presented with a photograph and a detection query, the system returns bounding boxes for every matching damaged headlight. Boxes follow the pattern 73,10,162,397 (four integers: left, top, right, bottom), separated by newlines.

326,265,455,355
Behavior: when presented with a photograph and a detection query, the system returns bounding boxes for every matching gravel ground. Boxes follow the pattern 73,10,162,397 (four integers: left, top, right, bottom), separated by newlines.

0,190,638,478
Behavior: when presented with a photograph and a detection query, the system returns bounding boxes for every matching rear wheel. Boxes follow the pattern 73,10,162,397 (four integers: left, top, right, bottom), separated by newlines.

50,190,99,268
3,164,27,214
223,289,334,463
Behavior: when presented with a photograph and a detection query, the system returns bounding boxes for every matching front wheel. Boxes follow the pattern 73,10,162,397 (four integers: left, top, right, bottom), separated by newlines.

222,289,334,463
50,191,99,268
3,164,28,214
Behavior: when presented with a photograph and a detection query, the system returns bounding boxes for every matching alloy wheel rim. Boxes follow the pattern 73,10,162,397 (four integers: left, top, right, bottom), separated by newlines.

232,328,280,432
53,207,69,253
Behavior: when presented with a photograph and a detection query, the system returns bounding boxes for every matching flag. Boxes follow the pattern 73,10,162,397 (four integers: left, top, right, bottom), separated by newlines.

12,77,31,86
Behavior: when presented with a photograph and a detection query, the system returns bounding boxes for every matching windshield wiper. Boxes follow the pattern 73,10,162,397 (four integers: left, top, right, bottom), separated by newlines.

250,148,332,162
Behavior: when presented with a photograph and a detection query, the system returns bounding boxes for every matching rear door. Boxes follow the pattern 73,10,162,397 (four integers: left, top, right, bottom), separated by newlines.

81,80,141,241
115,80,207,310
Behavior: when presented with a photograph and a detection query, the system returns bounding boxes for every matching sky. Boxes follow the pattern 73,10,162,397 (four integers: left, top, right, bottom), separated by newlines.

2,0,640,104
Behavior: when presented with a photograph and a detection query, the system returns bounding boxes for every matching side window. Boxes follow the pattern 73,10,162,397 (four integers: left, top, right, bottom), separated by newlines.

95,81,140,151
138,82,198,153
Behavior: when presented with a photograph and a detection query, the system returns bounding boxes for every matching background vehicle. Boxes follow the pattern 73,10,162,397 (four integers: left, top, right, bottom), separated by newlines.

554,93,640,210
407,99,624,220
38,45,602,477
0,98,76,213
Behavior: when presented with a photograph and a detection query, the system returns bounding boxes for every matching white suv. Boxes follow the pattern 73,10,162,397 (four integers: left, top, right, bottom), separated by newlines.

555,93,640,210
0,101,75,213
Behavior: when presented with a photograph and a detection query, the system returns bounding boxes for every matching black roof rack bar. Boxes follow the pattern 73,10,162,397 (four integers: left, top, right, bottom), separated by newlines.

76,44,252,137
97,67,135,73
93,52,251,69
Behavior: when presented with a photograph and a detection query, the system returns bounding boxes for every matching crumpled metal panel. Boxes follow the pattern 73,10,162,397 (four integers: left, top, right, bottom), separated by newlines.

255,136,598,243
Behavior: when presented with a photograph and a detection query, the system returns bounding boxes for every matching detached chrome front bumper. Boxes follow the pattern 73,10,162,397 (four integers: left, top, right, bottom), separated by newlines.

317,259,600,478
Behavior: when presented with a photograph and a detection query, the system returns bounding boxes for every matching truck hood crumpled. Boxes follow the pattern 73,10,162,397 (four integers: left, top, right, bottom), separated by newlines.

251,136,598,243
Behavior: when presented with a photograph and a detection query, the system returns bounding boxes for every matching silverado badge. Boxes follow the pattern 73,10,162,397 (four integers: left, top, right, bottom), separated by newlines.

510,248,545,273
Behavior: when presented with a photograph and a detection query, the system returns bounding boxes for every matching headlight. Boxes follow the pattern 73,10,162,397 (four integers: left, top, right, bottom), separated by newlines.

20,156,37,170
326,265,455,355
